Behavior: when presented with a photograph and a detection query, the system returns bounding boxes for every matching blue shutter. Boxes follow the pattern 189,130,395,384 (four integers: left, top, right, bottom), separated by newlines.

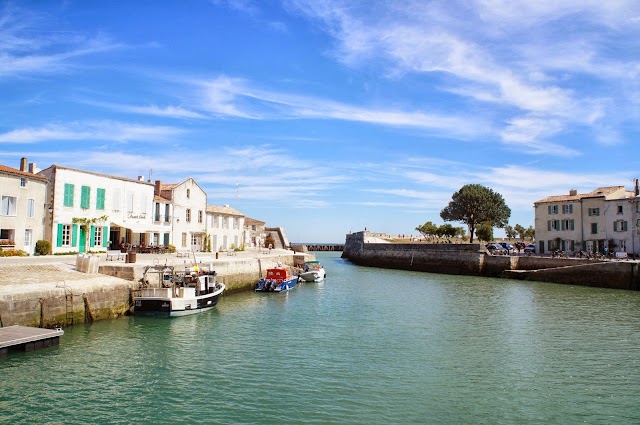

72,224,78,247
90,225,96,247
57,224,63,247
103,226,109,247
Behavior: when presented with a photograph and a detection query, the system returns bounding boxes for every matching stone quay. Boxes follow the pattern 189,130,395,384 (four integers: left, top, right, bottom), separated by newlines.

0,248,315,328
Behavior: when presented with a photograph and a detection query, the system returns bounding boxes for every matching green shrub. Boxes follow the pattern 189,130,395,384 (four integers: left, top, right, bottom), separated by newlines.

0,249,28,257
166,244,176,253
35,240,51,256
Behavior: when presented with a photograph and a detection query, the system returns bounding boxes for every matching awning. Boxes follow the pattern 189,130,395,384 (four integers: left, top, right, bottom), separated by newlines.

110,221,169,234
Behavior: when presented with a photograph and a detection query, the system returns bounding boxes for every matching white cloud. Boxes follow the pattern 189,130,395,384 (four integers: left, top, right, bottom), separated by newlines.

0,121,185,143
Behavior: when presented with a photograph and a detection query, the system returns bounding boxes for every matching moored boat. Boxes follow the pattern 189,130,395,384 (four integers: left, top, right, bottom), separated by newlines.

298,260,326,282
133,264,225,317
255,264,298,292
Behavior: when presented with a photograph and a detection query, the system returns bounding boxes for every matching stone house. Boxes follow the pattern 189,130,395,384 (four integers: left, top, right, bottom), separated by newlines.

0,158,48,254
533,185,636,255
244,217,266,248
205,204,245,252
38,165,161,254
156,178,207,252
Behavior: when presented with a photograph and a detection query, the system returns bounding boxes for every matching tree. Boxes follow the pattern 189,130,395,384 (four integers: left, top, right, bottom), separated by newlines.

440,184,510,244
514,224,526,240
415,221,438,240
524,225,535,241
476,221,493,242
504,224,517,240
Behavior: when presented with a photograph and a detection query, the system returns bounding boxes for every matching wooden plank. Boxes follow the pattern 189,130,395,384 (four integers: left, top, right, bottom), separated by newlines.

0,325,64,349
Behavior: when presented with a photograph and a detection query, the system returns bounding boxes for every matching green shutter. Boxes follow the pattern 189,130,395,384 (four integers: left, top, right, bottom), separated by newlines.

96,188,105,210
164,233,169,246
72,224,78,247
90,225,96,247
81,186,91,209
103,226,109,247
64,183,74,207
57,224,63,247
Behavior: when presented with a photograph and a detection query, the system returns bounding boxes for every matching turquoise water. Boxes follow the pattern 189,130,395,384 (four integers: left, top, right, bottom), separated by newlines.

2,252,640,424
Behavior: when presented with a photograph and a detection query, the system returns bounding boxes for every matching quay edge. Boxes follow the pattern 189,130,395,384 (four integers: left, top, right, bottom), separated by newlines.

342,231,640,291
0,249,315,328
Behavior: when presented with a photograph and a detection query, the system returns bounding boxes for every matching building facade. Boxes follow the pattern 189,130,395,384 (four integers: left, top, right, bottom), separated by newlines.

533,186,636,255
157,179,207,252
0,158,48,254
38,166,162,254
206,204,245,252
244,217,266,249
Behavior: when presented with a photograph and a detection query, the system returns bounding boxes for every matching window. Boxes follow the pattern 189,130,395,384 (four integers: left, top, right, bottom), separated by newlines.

186,189,191,199
562,204,573,214
64,183,74,207
127,192,134,213
591,223,598,234
96,188,105,210
20,178,26,188
588,208,600,216
164,204,170,223
27,198,35,218
94,226,103,247
181,232,187,247
186,209,191,223
198,210,203,223
617,205,623,214
561,219,574,231
80,186,91,209
548,205,558,215
547,220,560,231
1,196,17,216
113,189,121,211
62,224,72,246
613,220,628,232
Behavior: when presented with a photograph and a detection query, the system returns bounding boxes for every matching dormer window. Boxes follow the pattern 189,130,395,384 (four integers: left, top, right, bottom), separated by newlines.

617,205,623,214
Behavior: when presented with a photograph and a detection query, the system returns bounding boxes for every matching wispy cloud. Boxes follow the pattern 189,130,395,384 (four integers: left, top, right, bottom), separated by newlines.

0,121,185,143
0,5,123,79
79,99,207,119
195,75,491,138
284,0,640,152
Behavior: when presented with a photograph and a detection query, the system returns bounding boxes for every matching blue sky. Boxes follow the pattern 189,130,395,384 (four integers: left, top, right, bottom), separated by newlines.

1,1,639,243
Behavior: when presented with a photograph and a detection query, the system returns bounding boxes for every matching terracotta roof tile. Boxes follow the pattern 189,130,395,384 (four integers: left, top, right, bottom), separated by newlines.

0,164,48,181
534,186,630,204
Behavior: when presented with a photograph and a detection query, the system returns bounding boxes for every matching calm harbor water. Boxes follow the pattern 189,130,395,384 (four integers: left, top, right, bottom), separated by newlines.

2,252,640,424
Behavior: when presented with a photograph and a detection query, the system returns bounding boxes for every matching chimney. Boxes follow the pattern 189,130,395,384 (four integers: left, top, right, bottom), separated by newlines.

155,180,161,196
569,189,577,196
19,157,27,171
28,162,36,173
138,175,143,181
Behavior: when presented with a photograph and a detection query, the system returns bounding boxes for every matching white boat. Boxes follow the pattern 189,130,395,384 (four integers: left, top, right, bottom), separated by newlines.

133,264,225,317
298,260,326,282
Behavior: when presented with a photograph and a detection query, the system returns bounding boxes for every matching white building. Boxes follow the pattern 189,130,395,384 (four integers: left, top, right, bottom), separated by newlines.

206,204,245,252
156,179,207,252
0,158,48,254
533,186,636,255
39,165,164,254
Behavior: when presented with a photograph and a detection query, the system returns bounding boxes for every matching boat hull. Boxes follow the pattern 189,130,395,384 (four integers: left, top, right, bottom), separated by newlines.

255,277,298,292
299,270,326,282
133,285,224,317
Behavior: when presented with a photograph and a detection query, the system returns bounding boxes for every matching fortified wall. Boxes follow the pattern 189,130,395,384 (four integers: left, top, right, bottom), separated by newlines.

342,231,640,290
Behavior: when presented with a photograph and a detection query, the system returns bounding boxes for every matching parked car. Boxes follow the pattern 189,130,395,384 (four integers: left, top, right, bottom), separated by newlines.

524,244,536,254
499,242,513,253
486,243,507,254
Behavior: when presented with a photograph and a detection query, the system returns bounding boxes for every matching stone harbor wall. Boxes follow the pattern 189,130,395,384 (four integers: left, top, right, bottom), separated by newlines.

342,231,640,290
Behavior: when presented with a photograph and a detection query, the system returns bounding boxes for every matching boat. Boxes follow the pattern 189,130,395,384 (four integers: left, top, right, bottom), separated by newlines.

255,264,298,292
133,264,225,317
298,260,326,282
